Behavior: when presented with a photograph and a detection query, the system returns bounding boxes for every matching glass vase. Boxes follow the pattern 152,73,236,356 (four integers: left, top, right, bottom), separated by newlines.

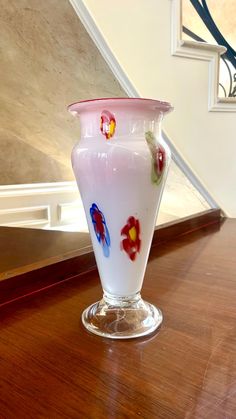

68,98,173,339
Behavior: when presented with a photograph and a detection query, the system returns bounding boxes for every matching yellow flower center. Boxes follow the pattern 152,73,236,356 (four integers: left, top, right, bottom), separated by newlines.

129,226,137,242
109,119,115,134
106,119,115,139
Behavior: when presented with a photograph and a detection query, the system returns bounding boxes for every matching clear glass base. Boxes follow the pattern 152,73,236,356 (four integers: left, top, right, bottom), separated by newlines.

82,292,163,339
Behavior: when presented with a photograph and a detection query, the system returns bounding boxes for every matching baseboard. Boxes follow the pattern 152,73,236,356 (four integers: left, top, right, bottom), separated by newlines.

0,209,222,307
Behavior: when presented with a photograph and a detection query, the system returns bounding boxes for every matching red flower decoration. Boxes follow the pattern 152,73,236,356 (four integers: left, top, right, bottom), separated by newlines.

100,110,116,140
155,145,166,177
121,216,141,261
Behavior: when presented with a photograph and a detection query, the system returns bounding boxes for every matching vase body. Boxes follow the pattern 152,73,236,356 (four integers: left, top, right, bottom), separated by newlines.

69,98,172,339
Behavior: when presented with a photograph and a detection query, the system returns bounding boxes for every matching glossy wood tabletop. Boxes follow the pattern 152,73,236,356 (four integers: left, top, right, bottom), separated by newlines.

0,226,91,279
0,219,235,418
0,210,218,281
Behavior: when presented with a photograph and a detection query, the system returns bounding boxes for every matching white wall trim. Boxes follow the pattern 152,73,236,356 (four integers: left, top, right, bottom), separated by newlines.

69,0,219,209
0,181,78,198
58,201,83,222
0,205,50,227
171,0,236,113
0,181,81,229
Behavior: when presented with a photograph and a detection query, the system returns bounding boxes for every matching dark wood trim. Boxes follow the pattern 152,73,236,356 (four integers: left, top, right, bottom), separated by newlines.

153,208,222,246
0,228,91,281
0,209,222,307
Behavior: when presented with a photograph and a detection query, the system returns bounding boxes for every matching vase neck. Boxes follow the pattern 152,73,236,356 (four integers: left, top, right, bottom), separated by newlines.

79,109,164,139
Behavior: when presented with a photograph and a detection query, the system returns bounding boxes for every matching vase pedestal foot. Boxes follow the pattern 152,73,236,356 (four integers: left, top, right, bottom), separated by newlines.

82,292,163,339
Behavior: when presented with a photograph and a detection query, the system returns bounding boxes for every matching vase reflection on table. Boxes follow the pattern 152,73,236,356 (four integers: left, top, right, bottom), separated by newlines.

68,98,173,339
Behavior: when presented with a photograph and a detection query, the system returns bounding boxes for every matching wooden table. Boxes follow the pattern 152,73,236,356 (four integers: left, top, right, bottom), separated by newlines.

1,219,235,418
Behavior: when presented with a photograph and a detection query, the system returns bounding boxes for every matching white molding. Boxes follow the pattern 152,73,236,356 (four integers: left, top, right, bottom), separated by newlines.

58,201,82,222
2,220,49,228
171,0,236,113
69,0,219,209
210,96,236,112
0,205,49,227
0,182,81,229
0,181,78,198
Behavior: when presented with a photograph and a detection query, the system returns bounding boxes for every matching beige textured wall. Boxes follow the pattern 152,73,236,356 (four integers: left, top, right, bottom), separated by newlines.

0,0,125,184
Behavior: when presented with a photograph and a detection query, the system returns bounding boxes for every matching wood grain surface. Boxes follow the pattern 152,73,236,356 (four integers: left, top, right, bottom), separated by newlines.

0,210,220,281
0,209,221,308
0,226,91,279
1,218,235,418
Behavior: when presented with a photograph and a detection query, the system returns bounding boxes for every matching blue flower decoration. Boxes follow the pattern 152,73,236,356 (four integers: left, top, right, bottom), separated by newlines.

90,203,111,257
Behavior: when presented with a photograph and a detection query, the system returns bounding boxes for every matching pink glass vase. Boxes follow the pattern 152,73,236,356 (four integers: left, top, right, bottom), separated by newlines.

68,98,173,339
